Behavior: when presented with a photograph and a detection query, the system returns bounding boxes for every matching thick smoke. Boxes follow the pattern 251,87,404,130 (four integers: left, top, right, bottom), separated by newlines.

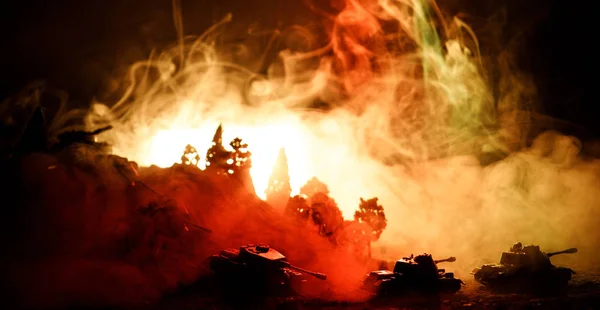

85,0,599,288
0,147,373,308
1,0,599,309
83,0,598,279
86,0,599,272
86,0,508,214
373,130,600,274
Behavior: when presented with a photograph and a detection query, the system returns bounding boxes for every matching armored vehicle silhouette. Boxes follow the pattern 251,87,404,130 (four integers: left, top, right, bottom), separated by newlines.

472,242,577,292
208,244,326,296
362,253,464,295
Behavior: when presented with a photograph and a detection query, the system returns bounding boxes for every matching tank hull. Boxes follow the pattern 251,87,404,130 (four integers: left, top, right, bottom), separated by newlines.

207,245,319,297
473,265,574,293
209,255,306,296
362,272,463,296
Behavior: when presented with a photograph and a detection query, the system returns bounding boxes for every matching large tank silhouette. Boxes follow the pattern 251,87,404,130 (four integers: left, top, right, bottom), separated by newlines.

362,253,464,295
472,242,577,292
208,244,326,296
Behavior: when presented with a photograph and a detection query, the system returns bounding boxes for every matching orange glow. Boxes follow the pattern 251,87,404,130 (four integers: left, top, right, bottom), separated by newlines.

98,97,383,219
145,120,312,200
87,0,501,220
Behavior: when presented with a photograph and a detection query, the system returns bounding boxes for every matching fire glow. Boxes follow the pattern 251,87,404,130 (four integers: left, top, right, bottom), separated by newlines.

5,1,600,309
147,120,313,200
115,103,379,217
86,0,506,219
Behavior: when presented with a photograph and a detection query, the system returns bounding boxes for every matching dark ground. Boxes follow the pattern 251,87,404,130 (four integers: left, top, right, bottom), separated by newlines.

155,273,600,310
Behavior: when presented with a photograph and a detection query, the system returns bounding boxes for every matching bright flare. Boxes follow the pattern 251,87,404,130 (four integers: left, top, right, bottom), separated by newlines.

86,0,504,218
146,121,312,200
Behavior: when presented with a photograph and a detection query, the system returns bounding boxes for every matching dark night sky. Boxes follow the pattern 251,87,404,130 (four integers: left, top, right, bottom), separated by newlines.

0,0,596,137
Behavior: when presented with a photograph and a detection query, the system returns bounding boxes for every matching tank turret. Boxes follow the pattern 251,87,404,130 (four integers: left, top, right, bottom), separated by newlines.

472,242,577,292
208,244,326,296
50,125,113,153
362,253,463,296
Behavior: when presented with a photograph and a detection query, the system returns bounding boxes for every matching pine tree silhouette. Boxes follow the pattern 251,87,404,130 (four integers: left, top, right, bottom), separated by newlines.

265,147,292,211
229,137,255,194
229,137,252,171
205,124,233,174
181,144,201,167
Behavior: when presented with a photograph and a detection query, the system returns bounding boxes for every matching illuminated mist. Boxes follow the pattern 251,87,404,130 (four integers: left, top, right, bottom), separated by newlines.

87,0,502,214
3,0,596,308
85,0,599,270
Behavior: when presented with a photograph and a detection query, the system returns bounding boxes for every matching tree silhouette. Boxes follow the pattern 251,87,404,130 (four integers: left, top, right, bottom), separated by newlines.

300,177,329,198
265,147,292,212
228,137,255,194
354,197,387,258
181,144,201,167
229,137,252,171
284,195,310,223
205,124,233,174
340,220,373,260
309,192,344,242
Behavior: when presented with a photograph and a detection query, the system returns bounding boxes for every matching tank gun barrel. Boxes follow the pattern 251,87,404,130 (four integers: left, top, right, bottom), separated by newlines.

58,125,113,138
90,125,113,135
547,248,578,257
283,262,327,280
434,257,457,264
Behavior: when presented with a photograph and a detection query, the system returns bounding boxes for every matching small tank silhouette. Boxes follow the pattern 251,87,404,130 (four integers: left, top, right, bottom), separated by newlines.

50,125,113,153
472,242,578,292
362,253,464,295
208,244,326,296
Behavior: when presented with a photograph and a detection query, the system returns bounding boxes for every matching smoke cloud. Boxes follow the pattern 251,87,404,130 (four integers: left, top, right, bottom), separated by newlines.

1,0,598,308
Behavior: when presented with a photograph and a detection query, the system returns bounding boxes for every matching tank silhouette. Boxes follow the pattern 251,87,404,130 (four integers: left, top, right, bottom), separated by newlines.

362,253,464,295
208,244,326,296
472,242,577,292
50,125,113,153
